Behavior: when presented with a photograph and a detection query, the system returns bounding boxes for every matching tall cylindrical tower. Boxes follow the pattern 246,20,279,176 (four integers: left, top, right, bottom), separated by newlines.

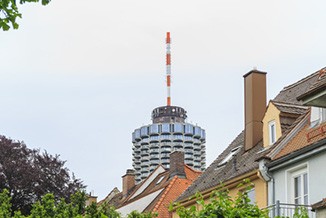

131,33,206,183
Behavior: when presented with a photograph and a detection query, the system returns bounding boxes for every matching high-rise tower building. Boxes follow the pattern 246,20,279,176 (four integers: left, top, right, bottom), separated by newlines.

131,32,206,183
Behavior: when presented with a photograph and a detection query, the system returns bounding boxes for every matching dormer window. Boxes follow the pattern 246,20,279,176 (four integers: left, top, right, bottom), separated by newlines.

311,107,326,127
218,146,242,166
268,120,276,145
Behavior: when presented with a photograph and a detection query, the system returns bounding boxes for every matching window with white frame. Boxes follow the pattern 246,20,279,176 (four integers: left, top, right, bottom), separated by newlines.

293,172,308,205
268,120,276,145
287,165,309,205
311,107,326,127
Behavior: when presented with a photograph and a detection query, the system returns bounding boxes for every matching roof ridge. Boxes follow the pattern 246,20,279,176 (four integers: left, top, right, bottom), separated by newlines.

281,70,320,91
271,100,309,109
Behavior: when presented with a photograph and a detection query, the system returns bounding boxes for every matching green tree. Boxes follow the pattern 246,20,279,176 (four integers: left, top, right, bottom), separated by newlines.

173,181,269,218
0,189,12,218
0,0,51,31
127,211,157,218
97,202,120,218
0,136,85,215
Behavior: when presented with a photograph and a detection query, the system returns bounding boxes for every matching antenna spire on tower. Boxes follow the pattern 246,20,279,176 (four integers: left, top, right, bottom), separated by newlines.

166,32,171,106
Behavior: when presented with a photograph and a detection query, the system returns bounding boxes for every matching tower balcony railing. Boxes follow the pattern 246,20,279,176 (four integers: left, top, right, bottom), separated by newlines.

161,158,169,164
193,138,201,145
141,174,149,179
161,147,171,153
185,154,194,160
172,135,183,141
185,160,194,166
150,143,159,149
150,136,159,142
161,142,172,147
141,138,150,144
184,149,193,154
150,148,159,154
150,154,159,159
140,150,149,156
161,153,170,158
140,156,149,162
140,145,149,150
150,159,160,165
160,135,172,141
184,136,194,142
140,163,149,168
134,142,141,148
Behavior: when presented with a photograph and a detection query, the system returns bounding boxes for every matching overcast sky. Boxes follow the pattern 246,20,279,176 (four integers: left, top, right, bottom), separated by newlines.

1,0,326,200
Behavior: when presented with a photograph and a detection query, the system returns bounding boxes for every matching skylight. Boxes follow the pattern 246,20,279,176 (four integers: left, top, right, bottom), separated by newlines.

218,146,242,166
156,176,164,185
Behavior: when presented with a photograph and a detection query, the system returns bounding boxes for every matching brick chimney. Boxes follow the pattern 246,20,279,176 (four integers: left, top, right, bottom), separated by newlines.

122,169,135,197
243,70,267,151
169,151,186,179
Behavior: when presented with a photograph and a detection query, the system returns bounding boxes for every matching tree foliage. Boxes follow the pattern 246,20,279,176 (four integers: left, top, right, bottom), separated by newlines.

0,136,85,215
173,181,269,218
0,189,158,218
0,0,50,31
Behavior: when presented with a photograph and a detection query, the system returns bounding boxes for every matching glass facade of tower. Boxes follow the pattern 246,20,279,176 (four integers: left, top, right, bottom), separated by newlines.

132,106,206,183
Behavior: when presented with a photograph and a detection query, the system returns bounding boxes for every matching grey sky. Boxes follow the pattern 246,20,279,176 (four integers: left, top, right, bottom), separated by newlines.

1,0,326,199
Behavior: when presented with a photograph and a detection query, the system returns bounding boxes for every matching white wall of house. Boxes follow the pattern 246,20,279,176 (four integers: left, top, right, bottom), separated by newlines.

268,149,326,206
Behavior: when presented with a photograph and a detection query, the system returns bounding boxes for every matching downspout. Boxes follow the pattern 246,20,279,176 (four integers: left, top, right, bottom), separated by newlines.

259,158,274,205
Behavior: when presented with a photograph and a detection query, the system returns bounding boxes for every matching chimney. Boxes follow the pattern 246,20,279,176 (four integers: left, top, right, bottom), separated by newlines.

169,151,186,179
122,169,135,197
243,70,267,151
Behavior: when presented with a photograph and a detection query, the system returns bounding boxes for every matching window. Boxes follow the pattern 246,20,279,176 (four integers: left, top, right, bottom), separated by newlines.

311,107,326,127
268,120,276,145
287,165,309,205
293,172,308,205
218,146,242,166
247,188,256,204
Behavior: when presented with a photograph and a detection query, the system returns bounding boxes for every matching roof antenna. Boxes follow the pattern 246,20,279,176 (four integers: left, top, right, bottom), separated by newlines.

166,32,171,106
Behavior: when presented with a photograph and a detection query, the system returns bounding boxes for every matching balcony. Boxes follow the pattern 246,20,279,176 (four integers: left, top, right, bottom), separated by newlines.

193,138,201,145
161,158,169,164
184,136,193,142
161,147,171,153
140,151,149,156
150,154,159,160
150,135,159,142
150,148,159,154
141,138,150,144
172,135,183,142
150,159,160,165
161,153,170,158
264,201,315,218
160,134,172,141
133,142,141,148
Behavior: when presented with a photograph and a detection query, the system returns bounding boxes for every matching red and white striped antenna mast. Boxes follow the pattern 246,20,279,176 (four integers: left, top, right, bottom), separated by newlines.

166,32,171,106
